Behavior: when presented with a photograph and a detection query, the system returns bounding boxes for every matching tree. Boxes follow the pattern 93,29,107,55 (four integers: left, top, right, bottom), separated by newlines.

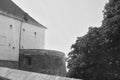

67,0,120,80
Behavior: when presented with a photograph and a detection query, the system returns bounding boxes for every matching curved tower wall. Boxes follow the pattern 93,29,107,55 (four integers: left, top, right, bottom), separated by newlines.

19,49,66,76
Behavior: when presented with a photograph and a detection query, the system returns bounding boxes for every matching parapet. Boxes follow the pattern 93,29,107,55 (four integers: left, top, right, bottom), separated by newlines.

20,49,65,58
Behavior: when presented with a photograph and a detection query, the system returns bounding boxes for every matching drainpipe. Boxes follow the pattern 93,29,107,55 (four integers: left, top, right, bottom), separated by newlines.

18,20,23,69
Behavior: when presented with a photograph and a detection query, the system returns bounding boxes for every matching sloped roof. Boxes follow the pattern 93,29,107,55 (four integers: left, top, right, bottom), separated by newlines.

0,67,80,80
0,0,46,29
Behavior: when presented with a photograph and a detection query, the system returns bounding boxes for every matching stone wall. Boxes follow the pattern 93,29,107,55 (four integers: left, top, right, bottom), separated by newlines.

0,60,18,69
19,49,66,76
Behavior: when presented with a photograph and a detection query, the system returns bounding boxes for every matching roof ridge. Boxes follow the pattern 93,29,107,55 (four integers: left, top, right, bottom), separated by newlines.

0,0,47,29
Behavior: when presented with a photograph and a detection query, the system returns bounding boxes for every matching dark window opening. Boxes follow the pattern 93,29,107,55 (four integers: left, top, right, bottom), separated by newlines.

24,17,28,21
9,44,11,47
34,32,37,35
23,28,25,32
10,25,12,28
22,46,24,49
26,56,32,65
12,47,15,49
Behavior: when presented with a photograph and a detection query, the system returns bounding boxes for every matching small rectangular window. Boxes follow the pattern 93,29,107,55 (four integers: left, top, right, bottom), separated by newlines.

34,32,36,35
10,25,12,28
26,56,32,65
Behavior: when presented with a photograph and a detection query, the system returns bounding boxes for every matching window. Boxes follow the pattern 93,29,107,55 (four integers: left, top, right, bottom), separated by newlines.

22,46,24,49
34,32,37,35
10,25,12,28
12,47,15,49
23,28,25,32
9,43,11,47
26,56,32,65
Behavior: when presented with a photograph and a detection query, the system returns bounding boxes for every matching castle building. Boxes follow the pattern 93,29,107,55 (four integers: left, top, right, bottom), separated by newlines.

0,0,66,76
0,0,46,66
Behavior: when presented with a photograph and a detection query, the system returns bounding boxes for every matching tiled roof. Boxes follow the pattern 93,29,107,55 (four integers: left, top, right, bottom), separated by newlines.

0,67,81,80
0,0,46,29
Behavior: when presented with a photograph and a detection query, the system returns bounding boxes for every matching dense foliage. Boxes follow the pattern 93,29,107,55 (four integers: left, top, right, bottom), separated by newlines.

67,0,120,80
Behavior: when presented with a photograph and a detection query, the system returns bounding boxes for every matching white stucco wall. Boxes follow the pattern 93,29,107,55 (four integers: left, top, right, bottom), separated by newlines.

0,14,45,61
0,14,21,61
21,23,45,49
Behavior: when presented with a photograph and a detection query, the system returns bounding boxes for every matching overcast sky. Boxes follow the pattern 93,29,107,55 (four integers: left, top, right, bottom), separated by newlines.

13,0,108,56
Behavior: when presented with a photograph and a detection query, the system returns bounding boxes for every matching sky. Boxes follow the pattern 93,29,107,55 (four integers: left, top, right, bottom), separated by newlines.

13,0,108,56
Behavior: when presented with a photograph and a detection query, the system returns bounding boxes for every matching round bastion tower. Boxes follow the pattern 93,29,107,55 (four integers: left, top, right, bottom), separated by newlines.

19,49,66,76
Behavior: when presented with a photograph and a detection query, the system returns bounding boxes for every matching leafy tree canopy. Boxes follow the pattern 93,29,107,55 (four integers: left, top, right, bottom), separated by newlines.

67,0,120,80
